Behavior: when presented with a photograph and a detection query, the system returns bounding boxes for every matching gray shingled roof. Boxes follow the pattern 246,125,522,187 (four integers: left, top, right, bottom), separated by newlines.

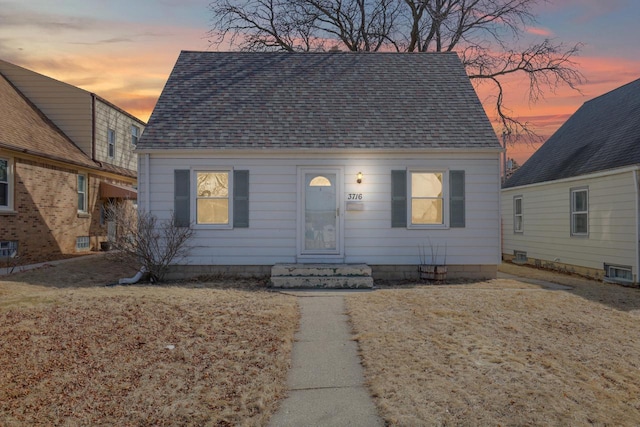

504,78,640,188
138,51,500,150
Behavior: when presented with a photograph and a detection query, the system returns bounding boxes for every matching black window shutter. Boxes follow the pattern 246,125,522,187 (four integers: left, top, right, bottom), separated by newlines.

233,170,249,228
450,170,465,228
174,170,190,227
391,170,407,228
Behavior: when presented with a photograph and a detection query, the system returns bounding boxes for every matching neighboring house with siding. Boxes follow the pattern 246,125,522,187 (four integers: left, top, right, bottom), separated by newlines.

137,51,502,281
0,60,143,263
501,78,640,284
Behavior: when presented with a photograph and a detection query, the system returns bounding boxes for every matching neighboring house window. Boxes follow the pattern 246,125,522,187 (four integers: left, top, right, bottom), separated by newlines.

604,264,633,284
391,170,465,228
76,236,90,251
514,196,523,233
173,169,249,228
571,187,588,236
131,125,140,146
108,128,116,158
0,158,11,210
78,174,87,212
513,250,528,264
0,241,18,258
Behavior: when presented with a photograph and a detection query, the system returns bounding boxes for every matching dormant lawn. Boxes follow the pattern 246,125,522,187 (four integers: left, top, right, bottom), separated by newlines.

347,264,640,425
2,256,640,425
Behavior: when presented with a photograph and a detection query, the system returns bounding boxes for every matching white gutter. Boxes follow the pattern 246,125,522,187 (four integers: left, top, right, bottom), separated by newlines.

143,153,150,213
502,165,640,192
134,147,503,157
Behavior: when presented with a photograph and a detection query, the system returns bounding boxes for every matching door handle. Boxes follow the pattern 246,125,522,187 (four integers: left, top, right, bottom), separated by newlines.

336,207,340,217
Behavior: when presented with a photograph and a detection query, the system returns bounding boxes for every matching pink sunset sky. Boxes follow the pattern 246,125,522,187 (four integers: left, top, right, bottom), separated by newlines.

1,0,639,164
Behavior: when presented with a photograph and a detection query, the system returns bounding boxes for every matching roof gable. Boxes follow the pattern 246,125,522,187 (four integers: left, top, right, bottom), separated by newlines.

504,78,640,188
0,73,98,169
139,51,500,151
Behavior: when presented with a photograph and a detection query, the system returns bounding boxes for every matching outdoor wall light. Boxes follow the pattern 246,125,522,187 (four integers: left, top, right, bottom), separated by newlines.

356,172,363,184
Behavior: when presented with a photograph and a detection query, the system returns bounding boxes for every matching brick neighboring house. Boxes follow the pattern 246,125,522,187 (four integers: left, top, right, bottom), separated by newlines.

0,61,144,263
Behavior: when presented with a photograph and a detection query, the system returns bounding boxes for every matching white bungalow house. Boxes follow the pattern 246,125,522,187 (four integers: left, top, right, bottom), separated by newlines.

502,78,640,285
136,51,502,285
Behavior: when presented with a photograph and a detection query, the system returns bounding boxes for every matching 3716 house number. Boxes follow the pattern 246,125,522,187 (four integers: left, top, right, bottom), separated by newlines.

347,193,364,200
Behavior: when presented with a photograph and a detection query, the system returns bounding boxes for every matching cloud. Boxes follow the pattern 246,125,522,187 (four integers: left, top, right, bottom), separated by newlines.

526,26,553,37
0,4,102,33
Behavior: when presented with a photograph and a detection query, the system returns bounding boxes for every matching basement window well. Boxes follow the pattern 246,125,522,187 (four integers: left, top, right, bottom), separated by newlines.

604,264,633,284
76,236,90,251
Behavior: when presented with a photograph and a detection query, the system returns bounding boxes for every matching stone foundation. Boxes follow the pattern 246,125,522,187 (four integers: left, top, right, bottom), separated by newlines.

164,263,497,282
371,264,497,281
502,253,605,282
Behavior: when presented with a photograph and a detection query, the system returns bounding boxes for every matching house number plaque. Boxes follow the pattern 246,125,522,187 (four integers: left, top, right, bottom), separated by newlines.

347,193,364,200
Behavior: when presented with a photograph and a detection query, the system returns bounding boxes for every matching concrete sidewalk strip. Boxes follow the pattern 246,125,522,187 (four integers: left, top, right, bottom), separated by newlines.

269,387,383,427
268,292,384,426
289,340,364,389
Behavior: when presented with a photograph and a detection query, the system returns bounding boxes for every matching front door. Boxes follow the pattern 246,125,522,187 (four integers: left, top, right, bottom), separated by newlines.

300,169,341,256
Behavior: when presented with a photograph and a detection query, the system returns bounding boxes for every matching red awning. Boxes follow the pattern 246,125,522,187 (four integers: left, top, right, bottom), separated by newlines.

100,182,137,200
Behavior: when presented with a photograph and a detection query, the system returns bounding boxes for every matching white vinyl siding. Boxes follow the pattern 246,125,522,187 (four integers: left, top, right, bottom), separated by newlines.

141,152,500,266
502,169,637,272
93,99,141,171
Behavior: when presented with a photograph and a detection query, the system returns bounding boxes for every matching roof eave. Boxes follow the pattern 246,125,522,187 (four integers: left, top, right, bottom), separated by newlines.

135,146,503,156
502,164,640,191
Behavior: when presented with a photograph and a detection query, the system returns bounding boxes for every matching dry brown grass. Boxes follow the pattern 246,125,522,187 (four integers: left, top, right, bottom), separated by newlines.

0,255,298,426
347,263,640,425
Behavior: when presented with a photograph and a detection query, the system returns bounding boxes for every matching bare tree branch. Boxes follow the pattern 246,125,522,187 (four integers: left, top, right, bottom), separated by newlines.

208,0,585,142
105,202,193,283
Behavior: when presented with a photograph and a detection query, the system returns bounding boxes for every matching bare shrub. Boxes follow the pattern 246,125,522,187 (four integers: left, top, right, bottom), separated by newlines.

105,202,193,283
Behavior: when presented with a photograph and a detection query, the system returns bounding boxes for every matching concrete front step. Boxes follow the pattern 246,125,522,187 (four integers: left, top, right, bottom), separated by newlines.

270,263,374,288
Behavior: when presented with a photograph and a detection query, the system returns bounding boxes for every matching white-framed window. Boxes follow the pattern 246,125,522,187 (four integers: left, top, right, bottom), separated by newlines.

0,157,11,210
108,128,116,158
571,187,588,236
0,241,18,258
77,174,87,212
410,171,445,226
195,170,230,226
76,236,90,251
514,196,523,233
131,125,140,146
604,264,633,284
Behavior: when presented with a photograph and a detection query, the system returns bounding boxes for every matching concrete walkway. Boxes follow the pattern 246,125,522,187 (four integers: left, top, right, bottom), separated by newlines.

268,291,384,427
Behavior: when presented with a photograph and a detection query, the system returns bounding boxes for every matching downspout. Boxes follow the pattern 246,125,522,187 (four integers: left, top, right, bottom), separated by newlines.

91,93,97,162
635,169,640,284
118,266,147,285
144,153,150,213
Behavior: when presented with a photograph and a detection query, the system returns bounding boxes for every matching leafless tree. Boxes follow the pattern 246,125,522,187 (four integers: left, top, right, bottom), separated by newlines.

105,202,193,283
208,0,584,140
